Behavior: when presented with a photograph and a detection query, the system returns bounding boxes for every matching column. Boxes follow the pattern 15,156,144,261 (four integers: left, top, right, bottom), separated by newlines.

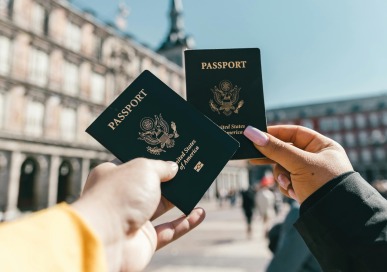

47,155,60,207
6,151,24,219
80,158,90,191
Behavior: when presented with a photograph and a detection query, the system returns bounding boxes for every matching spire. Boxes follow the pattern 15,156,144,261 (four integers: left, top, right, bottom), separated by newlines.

169,0,184,42
115,0,130,31
158,0,194,66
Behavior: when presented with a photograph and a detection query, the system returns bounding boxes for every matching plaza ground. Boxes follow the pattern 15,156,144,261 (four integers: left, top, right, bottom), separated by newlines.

145,199,281,272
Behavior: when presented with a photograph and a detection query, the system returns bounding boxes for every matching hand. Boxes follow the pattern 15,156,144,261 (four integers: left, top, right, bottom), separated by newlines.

244,125,353,203
72,158,206,272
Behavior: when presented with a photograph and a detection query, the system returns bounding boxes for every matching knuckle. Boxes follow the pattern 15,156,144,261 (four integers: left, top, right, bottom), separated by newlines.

131,157,152,169
270,138,284,155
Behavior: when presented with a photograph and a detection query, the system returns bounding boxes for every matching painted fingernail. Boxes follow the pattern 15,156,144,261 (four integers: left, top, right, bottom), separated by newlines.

243,126,269,146
288,188,298,201
278,174,290,190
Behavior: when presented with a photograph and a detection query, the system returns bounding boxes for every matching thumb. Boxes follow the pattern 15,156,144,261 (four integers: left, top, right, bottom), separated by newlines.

150,160,179,182
243,126,309,172
127,158,179,182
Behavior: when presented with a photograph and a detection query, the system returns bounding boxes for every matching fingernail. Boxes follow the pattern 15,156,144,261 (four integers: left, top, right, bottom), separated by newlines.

168,161,179,171
278,174,290,190
288,188,298,201
243,126,269,146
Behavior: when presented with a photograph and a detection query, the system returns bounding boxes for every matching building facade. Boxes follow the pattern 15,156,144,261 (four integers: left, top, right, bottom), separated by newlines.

0,0,188,220
0,0,249,219
264,94,387,183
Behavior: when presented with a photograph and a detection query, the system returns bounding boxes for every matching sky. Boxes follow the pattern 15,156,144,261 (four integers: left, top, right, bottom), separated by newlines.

72,0,387,109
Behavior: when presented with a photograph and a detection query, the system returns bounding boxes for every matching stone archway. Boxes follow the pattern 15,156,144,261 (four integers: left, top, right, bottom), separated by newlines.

17,157,39,211
57,160,73,203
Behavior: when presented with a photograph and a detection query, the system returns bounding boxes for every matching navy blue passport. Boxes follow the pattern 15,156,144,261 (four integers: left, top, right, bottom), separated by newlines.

184,48,267,160
86,70,239,215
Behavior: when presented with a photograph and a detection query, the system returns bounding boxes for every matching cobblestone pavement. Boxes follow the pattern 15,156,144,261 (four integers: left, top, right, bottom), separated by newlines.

145,200,277,272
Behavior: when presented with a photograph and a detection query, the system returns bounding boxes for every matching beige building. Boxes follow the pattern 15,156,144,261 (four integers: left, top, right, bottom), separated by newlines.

0,0,249,220
264,93,387,183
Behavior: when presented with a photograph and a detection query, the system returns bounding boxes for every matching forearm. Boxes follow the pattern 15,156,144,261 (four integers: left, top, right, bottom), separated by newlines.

0,203,107,272
295,172,387,271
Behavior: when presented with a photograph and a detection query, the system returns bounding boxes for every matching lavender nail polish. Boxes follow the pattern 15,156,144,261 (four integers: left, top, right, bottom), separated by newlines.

243,126,269,146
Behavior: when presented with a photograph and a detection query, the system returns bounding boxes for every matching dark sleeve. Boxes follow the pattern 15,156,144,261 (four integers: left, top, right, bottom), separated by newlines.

295,172,387,271
267,206,321,272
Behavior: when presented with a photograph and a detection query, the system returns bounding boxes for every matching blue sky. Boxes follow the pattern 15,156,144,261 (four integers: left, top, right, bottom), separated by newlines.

72,0,387,109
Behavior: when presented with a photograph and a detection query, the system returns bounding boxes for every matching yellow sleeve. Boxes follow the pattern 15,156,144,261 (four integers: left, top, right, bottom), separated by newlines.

0,203,107,272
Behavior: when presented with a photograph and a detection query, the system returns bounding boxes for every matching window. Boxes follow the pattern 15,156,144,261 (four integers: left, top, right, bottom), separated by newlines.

332,133,343,144
355,114,367,129
91,72,105,104
60,107,76,141
331,117,341,131
375,148,386,161
0,0,13,17
301,119,314,129
25,100,44,137
361,149,372,162
343,115,353,130
0,0,7,15
319,118,333,132
29,48,49,86
345,132,356,147
31,3,44,34
94,35,103,61
348,150,358,163
63,61,79,96
358,131,368,146
369,112,380,128
0,35,11,75
371,129,384,145
65,21,81,52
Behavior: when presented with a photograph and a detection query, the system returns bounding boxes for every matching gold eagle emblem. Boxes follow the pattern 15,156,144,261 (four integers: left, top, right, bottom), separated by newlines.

209,80,244,116
138,114,179,155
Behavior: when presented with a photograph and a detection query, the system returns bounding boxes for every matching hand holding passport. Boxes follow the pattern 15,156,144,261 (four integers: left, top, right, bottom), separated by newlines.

86,48,267,215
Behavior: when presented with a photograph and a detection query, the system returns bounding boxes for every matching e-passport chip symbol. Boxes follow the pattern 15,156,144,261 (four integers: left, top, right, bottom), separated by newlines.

194,161,204,172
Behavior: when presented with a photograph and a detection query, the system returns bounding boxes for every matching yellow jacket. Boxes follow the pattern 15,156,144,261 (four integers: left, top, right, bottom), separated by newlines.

0,203,107,271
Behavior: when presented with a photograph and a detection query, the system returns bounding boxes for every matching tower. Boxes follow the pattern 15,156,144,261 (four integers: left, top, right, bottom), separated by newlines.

158,0,194,66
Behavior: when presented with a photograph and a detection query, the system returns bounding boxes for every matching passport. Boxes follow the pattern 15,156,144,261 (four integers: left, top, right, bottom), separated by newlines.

184,48,267,160
86,70,239,215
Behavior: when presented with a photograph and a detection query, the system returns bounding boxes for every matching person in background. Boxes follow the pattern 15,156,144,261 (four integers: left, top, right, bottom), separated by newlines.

0,158,206,272
240,185,256,239
255,171,276,236
228,188,237,207
266,198,321,272
217,187,228,207
244,125,387,271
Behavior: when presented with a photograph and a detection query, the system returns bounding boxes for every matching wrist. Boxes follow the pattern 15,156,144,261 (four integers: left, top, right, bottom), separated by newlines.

71,194,124,245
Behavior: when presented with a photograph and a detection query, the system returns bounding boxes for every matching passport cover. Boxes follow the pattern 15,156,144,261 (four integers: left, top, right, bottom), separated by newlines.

86,70,239,215
184,48,267,160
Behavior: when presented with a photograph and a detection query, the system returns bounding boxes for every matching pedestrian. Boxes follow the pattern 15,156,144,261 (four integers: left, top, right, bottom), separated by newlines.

241,185,256,238
228,188,237,207
255,171,276,236
244,125,387,271
217,187,228,207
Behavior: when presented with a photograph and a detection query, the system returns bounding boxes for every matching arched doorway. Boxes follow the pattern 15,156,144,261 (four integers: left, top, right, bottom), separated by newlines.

57,160,73,203
17,157,38,211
